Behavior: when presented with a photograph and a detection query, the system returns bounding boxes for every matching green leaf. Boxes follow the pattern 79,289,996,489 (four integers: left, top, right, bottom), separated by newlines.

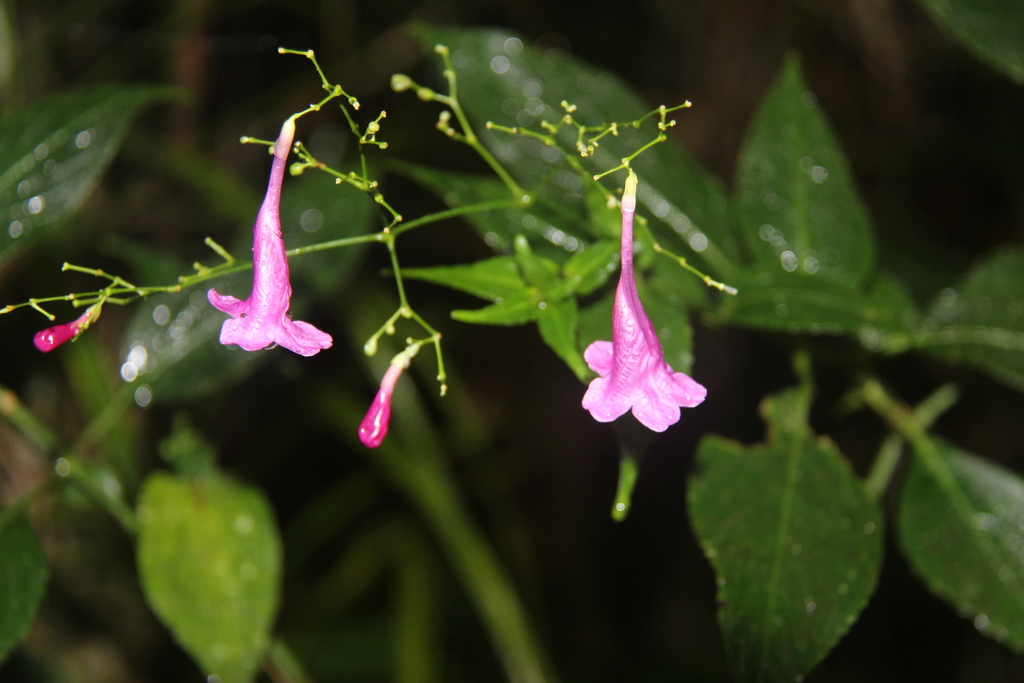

899,438,1024,650
137,471,282,683
577,288,614,357
563,239,618,296
688,386,883,683
513,234,559,288
917,246,1024,392
536,297,587,380
412,24,740,276
735,54,875,288
915,0,1024,83
402,256,529,301
0,509,47,664
717,271,916,342
0,85,178,269
451,295,539,326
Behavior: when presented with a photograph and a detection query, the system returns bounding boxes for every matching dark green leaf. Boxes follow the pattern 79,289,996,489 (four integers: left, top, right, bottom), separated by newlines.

402,256,529,301
536,297,587,380
0,509,47,664
918,246,1024,392
716,271,915,342
412,24,740,276
137,471,282,683
735,54,875,288
689,386,883,683
899,438,1024,650
915,0,1024,83
0,85,178,269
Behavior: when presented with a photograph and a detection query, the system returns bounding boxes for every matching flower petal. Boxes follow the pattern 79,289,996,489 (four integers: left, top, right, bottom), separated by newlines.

582,375,632,423
584,340,614,376
207,289,249,316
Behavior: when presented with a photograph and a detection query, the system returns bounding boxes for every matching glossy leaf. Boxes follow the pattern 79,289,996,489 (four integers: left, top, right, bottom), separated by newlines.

918,246,1024,392
536,297,587,380
0,509,47,664
137,471,282,683
689,386,883,683
735,54,875,288
899,438,1024,650
413,24,740,275
717,270,917,343
0,85,177,268
915,0,1024,83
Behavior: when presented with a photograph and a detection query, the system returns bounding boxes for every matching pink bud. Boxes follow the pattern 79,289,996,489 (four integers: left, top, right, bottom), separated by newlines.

358,363,404,448
33,310,91,353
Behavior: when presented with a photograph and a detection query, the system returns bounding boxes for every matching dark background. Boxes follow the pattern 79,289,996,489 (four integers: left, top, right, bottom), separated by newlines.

1,0,1023,681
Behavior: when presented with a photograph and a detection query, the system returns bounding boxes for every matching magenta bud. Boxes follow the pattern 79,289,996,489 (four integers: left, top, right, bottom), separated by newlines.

33,310,91,353
358,363,404,448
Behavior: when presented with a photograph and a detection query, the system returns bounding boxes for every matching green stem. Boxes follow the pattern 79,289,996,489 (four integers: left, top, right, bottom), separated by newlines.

651,242,738,294
375,446,557,683
864,383,959,498
0,384,59,451
611,455,638,522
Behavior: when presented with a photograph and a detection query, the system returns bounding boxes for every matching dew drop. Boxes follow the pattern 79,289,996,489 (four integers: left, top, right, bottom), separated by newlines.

975,613,989,631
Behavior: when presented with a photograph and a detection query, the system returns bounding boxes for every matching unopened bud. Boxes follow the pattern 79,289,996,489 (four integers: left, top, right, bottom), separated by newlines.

391,74,413,92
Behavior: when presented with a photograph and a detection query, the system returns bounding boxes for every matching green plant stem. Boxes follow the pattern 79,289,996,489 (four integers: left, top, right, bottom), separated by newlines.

373,445,557,683
2,201,505,317
863,383,958,498
861,380,961,494
0,384,59,451
611,455,638,522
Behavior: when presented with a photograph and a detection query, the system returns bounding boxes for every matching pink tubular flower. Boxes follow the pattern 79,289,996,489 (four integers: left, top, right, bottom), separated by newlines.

581,170,707,432
207,116,332,356
33,306,95,353
359,362,404,448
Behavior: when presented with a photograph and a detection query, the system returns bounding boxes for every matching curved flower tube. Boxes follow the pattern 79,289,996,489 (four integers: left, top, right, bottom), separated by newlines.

33,305,98,353
359,361,404,448
207,116,333,356
581,170,707,431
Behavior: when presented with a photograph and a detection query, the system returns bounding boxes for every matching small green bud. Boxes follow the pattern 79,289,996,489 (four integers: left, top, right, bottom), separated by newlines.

416,87,435,101
391,74,412,92
289,162,305,176
364,337,378,356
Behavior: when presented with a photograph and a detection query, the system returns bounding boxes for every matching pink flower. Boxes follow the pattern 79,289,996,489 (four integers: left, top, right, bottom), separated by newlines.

359,362,404,448
33,307,94,353
207,116,332,356
581,171,707,432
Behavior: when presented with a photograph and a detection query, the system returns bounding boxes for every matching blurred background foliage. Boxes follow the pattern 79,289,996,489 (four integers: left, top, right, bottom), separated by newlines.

1,0,1024,682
